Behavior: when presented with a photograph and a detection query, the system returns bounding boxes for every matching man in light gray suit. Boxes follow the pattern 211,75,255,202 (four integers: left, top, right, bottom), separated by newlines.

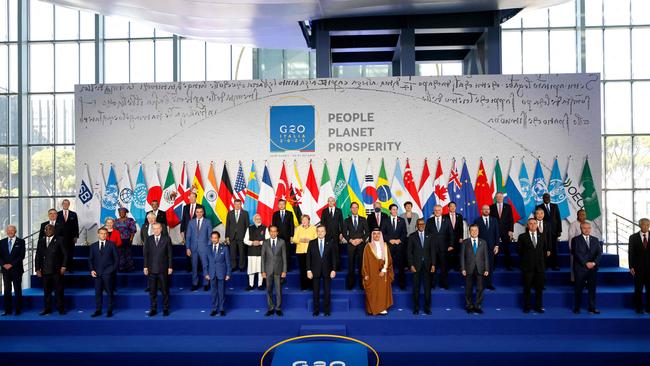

261,225,287,317
460,224,490,314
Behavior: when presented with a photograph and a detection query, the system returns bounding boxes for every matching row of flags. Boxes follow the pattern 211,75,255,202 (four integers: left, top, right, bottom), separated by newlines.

76,157,601,234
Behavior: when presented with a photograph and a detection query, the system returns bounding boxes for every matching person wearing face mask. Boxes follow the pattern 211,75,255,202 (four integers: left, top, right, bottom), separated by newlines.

367,201,388,232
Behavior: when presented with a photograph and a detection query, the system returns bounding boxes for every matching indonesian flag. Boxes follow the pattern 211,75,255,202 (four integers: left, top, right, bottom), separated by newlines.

145,164,162,212
403,159,422,213
474,159,494,211
434,159,451,213
167,163,190,228
302,161,320,224
257,164,275,226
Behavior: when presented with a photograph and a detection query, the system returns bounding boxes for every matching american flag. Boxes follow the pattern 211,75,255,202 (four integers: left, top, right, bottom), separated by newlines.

234,163,247,203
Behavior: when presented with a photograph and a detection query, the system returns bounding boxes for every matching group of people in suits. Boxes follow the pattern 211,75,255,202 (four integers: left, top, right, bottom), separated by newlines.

4,193,650,319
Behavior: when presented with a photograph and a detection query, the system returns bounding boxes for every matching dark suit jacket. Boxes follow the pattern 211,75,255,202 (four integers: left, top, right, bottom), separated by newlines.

306,238,337,278
381,215,407,245
39,221,63,241
407,231,433,271
517,231,547,273
425,216,454,252
443,212,464,244
272,210,295,244
367,212,388,232
56,210,79,242
145,209,167,226
320,207,344,242
343,216,369,243
490,202,514,241
143,235,173,274
0,237,26,274
88,240,118,275
180,203,204,234
629,232,650,275
572,235,602,273
460,237,489,274
35,236,68,275
536,202,562,236
225,209,249,241
140,222,169,244
474,216,500,249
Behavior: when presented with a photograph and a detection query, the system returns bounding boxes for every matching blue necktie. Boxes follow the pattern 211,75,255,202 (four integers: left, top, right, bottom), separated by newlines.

8,238,12,253
473,239,477,254
419,232,424,248
319,240,324,257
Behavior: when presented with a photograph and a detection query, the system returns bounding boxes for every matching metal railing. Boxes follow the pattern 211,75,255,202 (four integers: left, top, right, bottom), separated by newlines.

22,231,39,276
612,212,640,268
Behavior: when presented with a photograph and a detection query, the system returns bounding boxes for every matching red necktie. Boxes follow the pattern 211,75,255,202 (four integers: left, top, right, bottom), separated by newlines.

644,234,648,250
190,204,194,218
64,211,68,222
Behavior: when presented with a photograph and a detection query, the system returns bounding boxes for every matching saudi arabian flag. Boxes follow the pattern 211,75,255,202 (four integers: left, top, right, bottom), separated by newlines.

334,161,351,219
580,159,601,220
376,159,393,214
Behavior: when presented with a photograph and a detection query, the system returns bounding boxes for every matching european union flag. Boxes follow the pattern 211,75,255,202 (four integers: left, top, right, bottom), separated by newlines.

459,160,478,225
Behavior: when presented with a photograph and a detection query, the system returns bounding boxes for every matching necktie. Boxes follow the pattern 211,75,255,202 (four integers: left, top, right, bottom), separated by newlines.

498,204,502,217
281,211,284,222
419,232,424,248
451,214,456,228
47,237,51,247
393,217,397,231
198,218,202,231
213,244,218,253
8,238,12,252
539,221,543,233
50,221,55,226
155,236,159,246
546,204,550,213
531,233,537,248
272,239,276,253
331,208,334,218
436,217,440,231
585,236,590,249
472,239,477,254
484,217,489,229
190,205,194,218
235,210,239,222
644,234,648,249
100,241,104,252
319,240,324,257
64,210,68,222
376,213,380,225
353,216,357,229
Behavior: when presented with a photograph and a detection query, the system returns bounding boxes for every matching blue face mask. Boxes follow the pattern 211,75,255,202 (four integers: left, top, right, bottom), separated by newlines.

374,207,381,213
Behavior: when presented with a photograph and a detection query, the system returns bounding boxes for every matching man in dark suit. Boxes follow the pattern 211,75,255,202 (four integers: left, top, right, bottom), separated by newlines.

572,222,602,314
272,199,295,271
39,209,62,241
225,199,249,272
140,212,169,244
88,227,119,317
343,202,369,290
145,199,167,226
382,204,408,289
320,197,344,270
35,224,68,315
367,201,388,232
261,226,287,317
490,192,515,271
306,225,337,316
444,202,464,272
0,225,25,316
143,223,173,317
426,205,454,289
203,231,231,316
407,219,434,315
629,218,650,314
536,193,562,270
461,224,490,314
518,219,549,313
474,205,500,290
56,199,78,272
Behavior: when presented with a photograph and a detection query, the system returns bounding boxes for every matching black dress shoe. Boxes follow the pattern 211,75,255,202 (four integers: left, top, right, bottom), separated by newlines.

467,308,475,314
204,285,210,291
573,308,580,314
58,310,66,315
220,311,226,316
635,309,644,314
144,288,149,292
265,310,275,316
14,310,21,316
424,309,432,315
106,311,113,318
91,311,102,317
163,310,170,316
589,308,600,314
148,310,158,317
276,310,284,316
313,311,320,317
210,310,218,316
441,286,449,290
190,285,199,292
245,286,253,291
258,286,265,291
39,310,51,316
324,312,331,317
474,308,484,314
552,267,560,271
486,285,496,291
523,308,531,314
535,308,545,314
1,312,10,316
413,309,419,315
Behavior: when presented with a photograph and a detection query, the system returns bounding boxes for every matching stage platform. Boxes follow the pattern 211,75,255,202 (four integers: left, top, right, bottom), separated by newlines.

2,241,650,365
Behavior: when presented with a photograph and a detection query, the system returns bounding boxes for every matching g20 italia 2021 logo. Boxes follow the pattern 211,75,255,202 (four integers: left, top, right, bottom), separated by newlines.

269,105,316,153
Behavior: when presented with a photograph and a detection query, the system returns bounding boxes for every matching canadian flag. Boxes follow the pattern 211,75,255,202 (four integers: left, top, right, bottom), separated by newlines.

434,159,450,213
